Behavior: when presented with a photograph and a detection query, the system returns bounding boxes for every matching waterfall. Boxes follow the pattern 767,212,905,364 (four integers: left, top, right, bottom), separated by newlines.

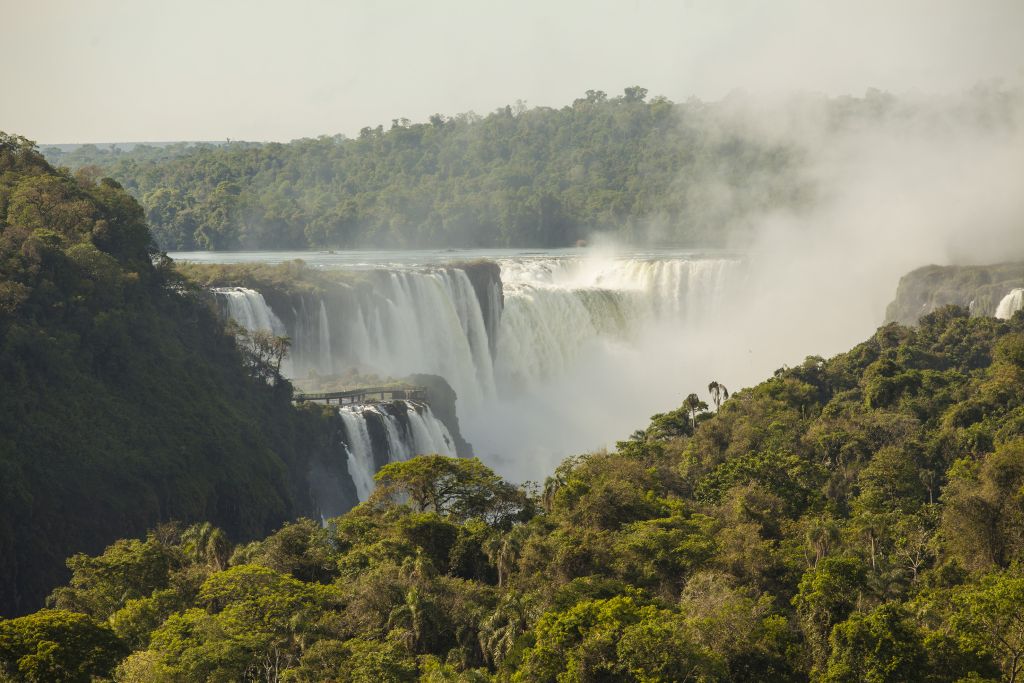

338,409,376,502
212,287,286,335
280,269,496,402
210,256,742,403
317,299,333,374
996,289,1024,319
200,252,745,493
499,256,738,323
493,257,740,392
339,401,456,502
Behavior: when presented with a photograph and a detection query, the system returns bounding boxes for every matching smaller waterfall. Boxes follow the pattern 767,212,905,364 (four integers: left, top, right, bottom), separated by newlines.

317,299,333,374
996,289,1024,320
212,287,286,335
339,401,457,502
338,409,377,502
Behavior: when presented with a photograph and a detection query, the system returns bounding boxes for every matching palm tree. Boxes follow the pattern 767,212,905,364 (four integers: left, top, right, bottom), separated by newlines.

682,393,708,430
387,585,442,653
180,522,232,571
707,381,729,412
479,593,531,668
483,526,527,588
806,516,840,568
541,473,565,513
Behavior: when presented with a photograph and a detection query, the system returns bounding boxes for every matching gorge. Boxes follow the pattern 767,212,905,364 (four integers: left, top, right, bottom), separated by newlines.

193,249,743,490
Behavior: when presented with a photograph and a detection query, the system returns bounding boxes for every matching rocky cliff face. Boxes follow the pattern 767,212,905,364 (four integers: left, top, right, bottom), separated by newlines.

885,262,1024,324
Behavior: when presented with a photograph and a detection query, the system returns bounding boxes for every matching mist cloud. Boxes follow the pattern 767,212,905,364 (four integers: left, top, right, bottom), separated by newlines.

475,82,1024,482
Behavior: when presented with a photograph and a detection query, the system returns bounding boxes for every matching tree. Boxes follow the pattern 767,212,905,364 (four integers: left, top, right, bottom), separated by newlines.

623,86,649,102
806,516,841,568
479,593,532,668
682,393,709,430
0,610,126,683
179,522,232,572
370,455,531,525
232,324,292,385
147,565,330,682
47,536,176,619
515,596,718,682
822,602,928,683
483,525,528,588
793,557,868,672
942,441,1024,570
949,571,1024,683
708,381,729,412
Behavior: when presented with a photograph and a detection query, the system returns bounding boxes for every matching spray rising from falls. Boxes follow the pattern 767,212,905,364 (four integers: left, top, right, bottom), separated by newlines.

211,254,744,483
338,401,456,502
996,289,1024,319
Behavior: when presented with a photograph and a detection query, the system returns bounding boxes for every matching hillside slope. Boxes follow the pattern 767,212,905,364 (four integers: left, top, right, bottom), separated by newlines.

7,304,1024,681
0,134,338,616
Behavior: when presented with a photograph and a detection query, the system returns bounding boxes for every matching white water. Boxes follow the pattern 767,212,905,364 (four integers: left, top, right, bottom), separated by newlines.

495,257,738,392
213,287,286,336
280,269,496,405
339,402,456,502
996,289,1024,319
337,409,376,502
194,250,746,482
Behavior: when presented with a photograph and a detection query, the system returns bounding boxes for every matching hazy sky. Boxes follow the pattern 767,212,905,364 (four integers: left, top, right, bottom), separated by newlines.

4,0,1022,143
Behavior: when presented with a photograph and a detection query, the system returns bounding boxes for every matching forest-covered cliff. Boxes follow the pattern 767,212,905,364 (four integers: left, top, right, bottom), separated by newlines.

5,304,1023,682
0,134,341,617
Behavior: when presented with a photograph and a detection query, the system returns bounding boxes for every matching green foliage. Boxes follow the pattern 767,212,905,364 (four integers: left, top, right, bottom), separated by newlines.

823,602,928,682
948,571,1024,683
40,89,820,251
515,596,710,682
371,455,532,526
0,609,126,682
941,440,1024,570
794,557,869,671
0,134,341,616
4,249,1024,681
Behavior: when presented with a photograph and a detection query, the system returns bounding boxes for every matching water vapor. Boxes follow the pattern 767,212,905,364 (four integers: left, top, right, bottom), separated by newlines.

712,83,1024,380
471,83,1024,482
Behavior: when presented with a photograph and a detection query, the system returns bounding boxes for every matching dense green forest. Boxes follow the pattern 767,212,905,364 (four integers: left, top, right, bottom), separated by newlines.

40,85,1021,253
0,133,343,618
5,303,1024,682
41,87,825,250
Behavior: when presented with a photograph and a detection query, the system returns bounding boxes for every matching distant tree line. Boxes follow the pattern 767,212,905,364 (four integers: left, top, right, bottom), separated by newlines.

44,84,1022,253
42,87,827,251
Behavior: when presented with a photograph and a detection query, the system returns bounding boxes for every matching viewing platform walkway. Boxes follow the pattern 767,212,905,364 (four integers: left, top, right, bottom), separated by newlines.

293,385,428,406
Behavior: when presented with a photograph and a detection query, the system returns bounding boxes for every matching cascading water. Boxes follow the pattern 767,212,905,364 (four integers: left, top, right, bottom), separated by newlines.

493,257,739,392
213,256,740,403
213,287,286,335
281,269,496,405
996,289,1024,319
338,401,456,502
202,251,744,485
